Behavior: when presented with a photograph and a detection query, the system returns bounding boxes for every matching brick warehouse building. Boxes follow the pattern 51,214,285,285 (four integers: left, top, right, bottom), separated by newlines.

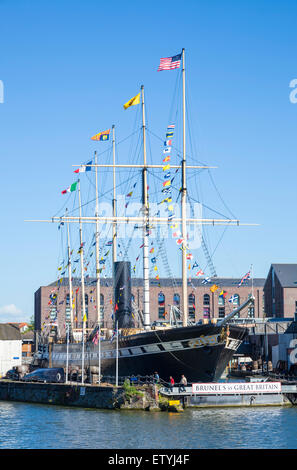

34,277,265,336
264,264,297,318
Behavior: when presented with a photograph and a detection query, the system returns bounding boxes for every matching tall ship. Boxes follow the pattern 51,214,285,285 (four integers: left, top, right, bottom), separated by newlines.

30,49,256,383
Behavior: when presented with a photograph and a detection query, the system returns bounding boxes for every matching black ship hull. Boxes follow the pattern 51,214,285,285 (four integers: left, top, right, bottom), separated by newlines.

51,323,248,383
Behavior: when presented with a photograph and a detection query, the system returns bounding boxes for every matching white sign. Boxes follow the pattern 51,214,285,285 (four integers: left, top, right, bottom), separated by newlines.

192,382,282,395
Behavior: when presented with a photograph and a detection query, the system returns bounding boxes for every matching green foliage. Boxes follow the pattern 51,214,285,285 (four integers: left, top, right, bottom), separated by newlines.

27,315,35,332
158,396,169,411
123,379,144,400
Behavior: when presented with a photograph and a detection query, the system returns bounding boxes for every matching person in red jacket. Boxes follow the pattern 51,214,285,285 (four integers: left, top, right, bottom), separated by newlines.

168,376,175,392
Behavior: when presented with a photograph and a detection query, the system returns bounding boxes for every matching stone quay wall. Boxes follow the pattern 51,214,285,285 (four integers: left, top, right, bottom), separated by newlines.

0,381,125,409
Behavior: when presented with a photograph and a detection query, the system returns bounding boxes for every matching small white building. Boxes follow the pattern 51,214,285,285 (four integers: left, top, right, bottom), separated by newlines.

0,324,22,377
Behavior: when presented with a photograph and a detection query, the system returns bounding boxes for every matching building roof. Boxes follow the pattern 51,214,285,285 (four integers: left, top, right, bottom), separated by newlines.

22,330,34,341
271,264,297,288
0,324,22,341
47,276,265,289
8,322,28,329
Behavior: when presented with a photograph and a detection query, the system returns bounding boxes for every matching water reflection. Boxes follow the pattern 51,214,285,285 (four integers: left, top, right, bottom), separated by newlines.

0,402,296,449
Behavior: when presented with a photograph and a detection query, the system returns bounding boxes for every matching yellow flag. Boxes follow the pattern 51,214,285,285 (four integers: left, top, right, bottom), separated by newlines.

83,313,87,322
210,284,219,293
123,92,140,110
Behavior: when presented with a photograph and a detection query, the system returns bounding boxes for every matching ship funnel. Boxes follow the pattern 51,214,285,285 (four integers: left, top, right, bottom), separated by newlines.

114,261,134,328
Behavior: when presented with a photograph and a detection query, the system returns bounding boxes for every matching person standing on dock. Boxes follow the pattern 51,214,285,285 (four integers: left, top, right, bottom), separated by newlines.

179,374,187,393
153,372,159,384
168,376,175,393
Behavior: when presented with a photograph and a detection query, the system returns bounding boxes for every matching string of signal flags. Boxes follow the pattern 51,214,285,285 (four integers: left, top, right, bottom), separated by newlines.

58,50,252,311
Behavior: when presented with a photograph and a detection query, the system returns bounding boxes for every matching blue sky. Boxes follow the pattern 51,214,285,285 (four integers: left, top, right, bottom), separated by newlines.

0,0,297,322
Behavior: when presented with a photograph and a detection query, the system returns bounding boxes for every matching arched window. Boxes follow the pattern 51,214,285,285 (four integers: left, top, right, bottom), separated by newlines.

203,294,210,305
232,293,240,318
158,292,165,305
233,294,240,306
173,293,180,307
158,292,165,319
203,294,210,319
65,294,71,324
188,293,196,319
100,294,104,325
218,294,225,306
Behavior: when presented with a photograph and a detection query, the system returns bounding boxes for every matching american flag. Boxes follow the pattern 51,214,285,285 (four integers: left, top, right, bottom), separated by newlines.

158,54,181,71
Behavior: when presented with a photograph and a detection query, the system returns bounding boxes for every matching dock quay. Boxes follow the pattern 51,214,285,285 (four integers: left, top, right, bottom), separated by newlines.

1,378,297,411
0,379,161,411
159,381,297,407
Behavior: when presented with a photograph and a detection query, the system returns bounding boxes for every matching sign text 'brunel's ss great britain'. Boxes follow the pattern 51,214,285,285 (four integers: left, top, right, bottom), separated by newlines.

192,382,282,395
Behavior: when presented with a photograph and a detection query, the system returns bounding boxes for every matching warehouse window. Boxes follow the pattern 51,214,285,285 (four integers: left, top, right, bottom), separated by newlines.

173,293,180,307
218,307,225,318
100,294,104,325
158,292,165,319
188,293,196,320
203,294,210,306
233,294,240,306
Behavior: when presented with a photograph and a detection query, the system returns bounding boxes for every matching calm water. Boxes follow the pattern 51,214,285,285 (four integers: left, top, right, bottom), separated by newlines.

0,401,297,449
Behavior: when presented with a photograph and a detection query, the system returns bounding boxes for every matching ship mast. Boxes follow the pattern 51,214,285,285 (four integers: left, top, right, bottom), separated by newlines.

112,125,117,333
78,179,86,384
141,85,151,331
95,151,101,327
181,48,188,327
112,124,117,264
94,150,102,384
66,208,74,335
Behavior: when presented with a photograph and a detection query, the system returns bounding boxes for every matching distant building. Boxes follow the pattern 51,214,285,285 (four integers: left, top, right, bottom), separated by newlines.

264,264,297,318
8,322,29,334
34,276,265,337
21,330,34,359
0,324,22,377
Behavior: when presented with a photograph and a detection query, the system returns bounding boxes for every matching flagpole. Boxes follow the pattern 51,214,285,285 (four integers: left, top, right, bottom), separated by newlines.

181,48,188,327
78,179,86,385
141,85,150,331
66,322,69,383
112,125,117,337
94,150,102,385
116,320,119,387
112,124,117,264
66,208,74,336
98,326,101,384
95,151,101,326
